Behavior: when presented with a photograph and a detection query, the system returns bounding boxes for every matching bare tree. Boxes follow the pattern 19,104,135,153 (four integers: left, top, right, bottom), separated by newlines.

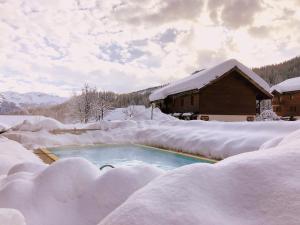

122,105,138,119
92,91,113,121
73,84,95,123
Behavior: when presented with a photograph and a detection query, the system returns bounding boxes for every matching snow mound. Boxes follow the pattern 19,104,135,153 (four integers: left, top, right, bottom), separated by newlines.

1,125,300,225
271,76,300,93
0,208,26,225
12,118,64,132
0,122,10,132
0,91,67,107
0,115,48,127
99,132,300,225
150,59,270,101
104,105,176,121
0,137,42,175
0,158,163,225
256,110,280,121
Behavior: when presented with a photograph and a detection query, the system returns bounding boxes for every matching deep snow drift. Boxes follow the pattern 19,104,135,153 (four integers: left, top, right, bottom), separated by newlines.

0,157,162,225
1,112,300,225
0,129,299,225
99,130,300,225
0,137,41,175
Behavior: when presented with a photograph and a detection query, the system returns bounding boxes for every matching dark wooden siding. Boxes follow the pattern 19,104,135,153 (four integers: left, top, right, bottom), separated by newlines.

157,69,264,115
272,91,300,117
165,92,200,113
198,71,258,115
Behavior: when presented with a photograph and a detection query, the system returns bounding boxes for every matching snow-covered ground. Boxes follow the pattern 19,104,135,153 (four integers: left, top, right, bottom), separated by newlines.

0,109,300,225
0,126,299,225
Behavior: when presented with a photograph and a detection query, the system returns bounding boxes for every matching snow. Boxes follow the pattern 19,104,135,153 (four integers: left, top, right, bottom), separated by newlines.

4,119,300,159
0,123,10,132
1,114,300,225
149,59,271,101
11,118,64,132
0,126,300,225
0,157,163,225
0,115,48,128
0,208,26,225
256,109,280,121
104,105,176,121
99,131,300,225
270,76,300,93
0,137,42,175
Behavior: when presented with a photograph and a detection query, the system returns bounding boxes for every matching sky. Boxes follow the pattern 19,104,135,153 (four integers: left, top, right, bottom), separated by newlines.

0,0,299,97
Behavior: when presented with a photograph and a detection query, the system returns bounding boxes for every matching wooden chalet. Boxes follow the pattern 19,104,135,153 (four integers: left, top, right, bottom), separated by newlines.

149,59,272,121
271,77,300,119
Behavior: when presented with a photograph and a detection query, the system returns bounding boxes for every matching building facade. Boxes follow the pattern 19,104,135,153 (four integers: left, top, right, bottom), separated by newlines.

150,59,272,121
271,77,300,119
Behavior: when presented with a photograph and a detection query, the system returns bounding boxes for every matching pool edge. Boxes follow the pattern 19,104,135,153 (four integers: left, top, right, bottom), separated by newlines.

34,148,59,164
44,143,218,164
133,144,218,164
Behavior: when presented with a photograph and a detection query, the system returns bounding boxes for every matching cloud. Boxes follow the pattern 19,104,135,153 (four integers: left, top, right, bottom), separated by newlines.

0,0,299,96
208,0,262,28
248,26,271,38
113,0,204,26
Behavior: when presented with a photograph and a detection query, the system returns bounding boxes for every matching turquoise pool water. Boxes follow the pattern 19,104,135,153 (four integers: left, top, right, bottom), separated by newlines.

49,144,213,170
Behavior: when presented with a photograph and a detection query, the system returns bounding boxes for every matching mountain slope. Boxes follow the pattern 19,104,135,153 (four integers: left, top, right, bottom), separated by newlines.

253,56,300,85
0,92,67,107
0,92,67,114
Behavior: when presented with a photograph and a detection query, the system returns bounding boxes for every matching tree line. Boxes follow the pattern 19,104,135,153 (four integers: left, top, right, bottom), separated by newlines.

253,56,300,85
22,84,152,123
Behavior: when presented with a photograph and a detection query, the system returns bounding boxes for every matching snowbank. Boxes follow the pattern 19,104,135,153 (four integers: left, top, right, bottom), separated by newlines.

5,120,300,159
0,137,42,175
0,115,48,127
0,122,10,132
11,118,65,132
1,128,300,225
0,208,26,225
99,131,300,225
103,105,176,121
0,159,163,225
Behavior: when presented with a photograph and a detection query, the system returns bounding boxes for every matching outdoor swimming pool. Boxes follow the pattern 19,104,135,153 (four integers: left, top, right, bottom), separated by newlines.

49,144,214,170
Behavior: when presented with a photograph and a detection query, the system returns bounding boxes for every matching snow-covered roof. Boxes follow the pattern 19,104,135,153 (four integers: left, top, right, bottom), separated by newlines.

270,77,300,93
149,59,271,101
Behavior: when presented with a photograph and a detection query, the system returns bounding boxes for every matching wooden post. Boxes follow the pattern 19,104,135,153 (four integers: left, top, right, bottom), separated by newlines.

256,100,261,115
151,103,154,120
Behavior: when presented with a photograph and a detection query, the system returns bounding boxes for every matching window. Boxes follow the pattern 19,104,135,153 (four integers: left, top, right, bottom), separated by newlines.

290,95,294,101
181,98,184,107
191,95,194,106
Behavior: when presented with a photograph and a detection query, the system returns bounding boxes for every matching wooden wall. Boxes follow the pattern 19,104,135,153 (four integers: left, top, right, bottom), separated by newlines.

272,91,300,117
197,71,258,115
158,70,264,115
